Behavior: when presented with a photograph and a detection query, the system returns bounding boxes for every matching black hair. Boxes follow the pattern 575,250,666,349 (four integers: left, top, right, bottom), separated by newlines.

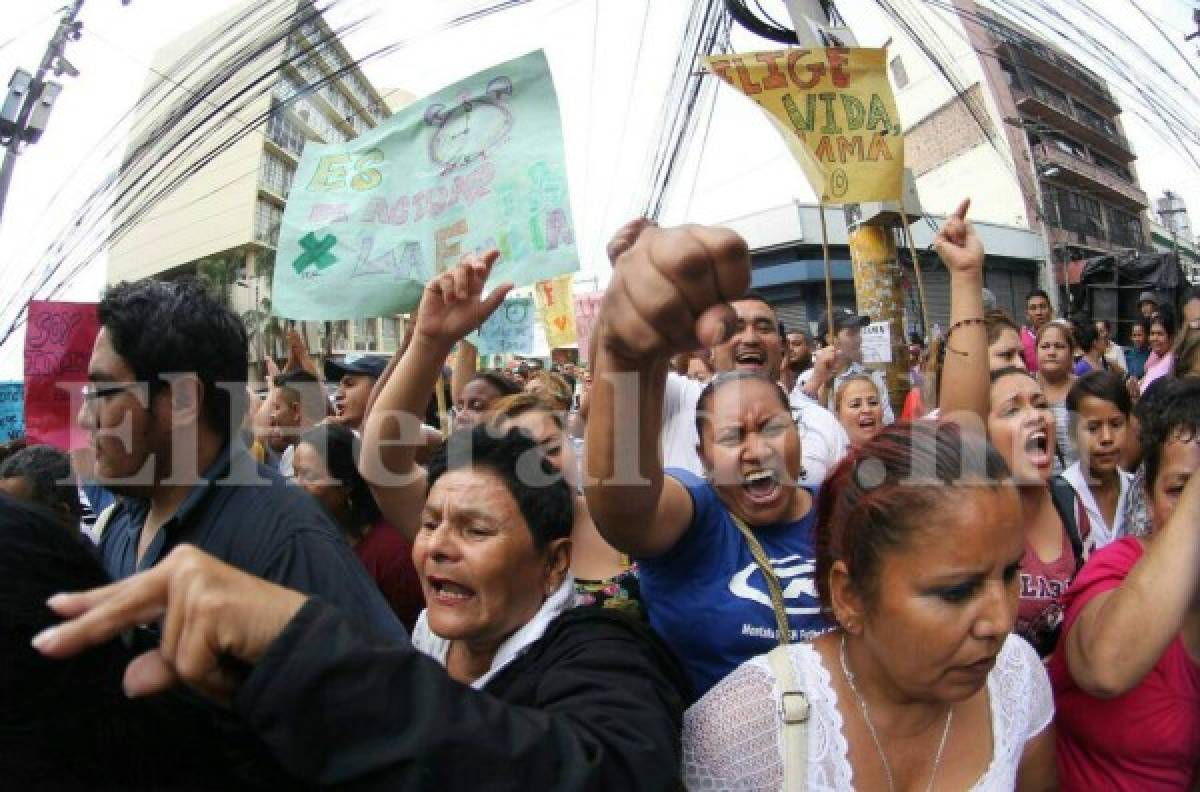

1026,289,1051,305
0,444,82,529
1067,371,1131,417
694,370,792,441
0,496,251,787
989,365,1036,384
1095,318,1112,332
1135,316,1154,337
1181,286,1200,310
1075,320,1101,353
98,278,247,442
427,426,573,550
732,290,784,341
0,437,27,466
1140,378,1200,489
469,370,522,399
273,369,327,420
1150,310,1177,339
296,423,381,539
273,369,319,389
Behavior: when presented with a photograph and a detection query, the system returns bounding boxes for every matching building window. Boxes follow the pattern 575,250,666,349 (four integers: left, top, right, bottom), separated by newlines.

1031,79,1069,114
266,105,306,158
1074,101,1118,139
254,199,283,247
998,60,1021,90
381,317,398,341
1093,153,1131,182
259,150,295,197
1108,207,1144,248
889,56,909,89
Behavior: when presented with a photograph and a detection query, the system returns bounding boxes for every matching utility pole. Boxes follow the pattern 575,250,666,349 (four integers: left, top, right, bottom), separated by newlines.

0,1,90,227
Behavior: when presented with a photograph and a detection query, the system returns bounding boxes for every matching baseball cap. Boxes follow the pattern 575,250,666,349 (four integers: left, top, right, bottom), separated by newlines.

324,353,388,381
817,307,871,340
1137,291,1158,305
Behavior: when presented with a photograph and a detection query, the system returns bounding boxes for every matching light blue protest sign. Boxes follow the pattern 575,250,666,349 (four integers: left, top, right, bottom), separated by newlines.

0,382,24,441
272,50,579,319
473,297,534,355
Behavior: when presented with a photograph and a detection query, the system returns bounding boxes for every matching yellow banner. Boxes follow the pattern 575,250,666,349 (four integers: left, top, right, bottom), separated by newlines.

534,274,577,348
703,48,903,204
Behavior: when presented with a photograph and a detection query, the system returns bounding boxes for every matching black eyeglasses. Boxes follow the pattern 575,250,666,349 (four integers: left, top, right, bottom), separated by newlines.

79,382,140,403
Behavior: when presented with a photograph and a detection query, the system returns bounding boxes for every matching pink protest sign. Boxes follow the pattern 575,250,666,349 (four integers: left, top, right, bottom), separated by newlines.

572,292,603,363
24,300,98,449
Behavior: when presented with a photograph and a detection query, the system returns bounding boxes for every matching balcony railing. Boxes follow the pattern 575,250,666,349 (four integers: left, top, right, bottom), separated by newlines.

1035,143,1148,208
1015,88,1133,160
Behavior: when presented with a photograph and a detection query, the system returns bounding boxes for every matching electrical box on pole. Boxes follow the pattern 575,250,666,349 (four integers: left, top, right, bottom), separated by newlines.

1,71,34,142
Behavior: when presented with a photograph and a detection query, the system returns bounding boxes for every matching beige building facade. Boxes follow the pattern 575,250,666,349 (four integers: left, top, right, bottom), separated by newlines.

106,0,408,378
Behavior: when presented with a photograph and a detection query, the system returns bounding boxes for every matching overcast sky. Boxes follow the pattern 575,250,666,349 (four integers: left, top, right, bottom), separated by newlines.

0,0,1196,378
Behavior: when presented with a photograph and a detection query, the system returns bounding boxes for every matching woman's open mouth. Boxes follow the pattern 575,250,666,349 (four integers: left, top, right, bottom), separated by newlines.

1023,429,1051,470
742,469,784,507
427,575,476,606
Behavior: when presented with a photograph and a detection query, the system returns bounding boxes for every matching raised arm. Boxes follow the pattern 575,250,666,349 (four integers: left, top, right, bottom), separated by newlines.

584,219,749,558
1065,468,1200,697
451,340,479,404
360,252,510,540
933,199,989,426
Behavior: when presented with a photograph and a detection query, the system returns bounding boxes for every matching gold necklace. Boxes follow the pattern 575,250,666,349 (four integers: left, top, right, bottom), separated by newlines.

839,633,953,792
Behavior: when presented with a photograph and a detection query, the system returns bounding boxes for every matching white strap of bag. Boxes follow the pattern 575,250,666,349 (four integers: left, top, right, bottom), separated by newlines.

765,644,810,792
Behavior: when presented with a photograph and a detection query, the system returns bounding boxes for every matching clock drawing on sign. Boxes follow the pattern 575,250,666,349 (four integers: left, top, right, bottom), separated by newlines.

425,76,514,175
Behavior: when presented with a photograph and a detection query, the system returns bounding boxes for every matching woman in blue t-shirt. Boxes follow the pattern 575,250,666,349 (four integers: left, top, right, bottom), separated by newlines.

604,367,827,697
584,205,992,698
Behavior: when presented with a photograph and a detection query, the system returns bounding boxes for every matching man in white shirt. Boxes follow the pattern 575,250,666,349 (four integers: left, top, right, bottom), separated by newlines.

795,307,894,424
265,369,327,477
660,292,849,488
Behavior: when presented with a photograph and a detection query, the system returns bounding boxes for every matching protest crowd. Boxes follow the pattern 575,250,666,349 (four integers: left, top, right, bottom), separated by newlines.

0,14,1198,791
0,199,1196,790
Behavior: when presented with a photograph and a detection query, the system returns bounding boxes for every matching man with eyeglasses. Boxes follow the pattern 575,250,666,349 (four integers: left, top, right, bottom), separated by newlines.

75,278,404,781
78,279,404,629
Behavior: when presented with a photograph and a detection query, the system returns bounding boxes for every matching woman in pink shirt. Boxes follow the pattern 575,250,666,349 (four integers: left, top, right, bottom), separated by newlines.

1140,313,1176,391
1050,377,1200,790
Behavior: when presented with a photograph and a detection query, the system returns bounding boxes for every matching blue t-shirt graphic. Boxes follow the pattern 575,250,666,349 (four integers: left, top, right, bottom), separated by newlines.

638,468,831,699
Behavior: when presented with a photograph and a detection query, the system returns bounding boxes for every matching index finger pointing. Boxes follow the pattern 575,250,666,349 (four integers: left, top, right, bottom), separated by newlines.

950,198,971,222
33,572,169,659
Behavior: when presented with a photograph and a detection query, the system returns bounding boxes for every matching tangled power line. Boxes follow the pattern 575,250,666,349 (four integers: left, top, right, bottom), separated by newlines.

2,0,1197,350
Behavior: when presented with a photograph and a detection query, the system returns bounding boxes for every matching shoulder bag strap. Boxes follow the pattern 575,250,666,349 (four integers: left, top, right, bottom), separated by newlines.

91,502,119,540
766,644,810,792
731,514,792,646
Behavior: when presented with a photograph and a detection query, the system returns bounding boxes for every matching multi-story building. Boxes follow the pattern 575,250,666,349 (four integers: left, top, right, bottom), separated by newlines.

717,2,1152,337
106,0,408,378
1157,190,1194,244
879,0,1151,315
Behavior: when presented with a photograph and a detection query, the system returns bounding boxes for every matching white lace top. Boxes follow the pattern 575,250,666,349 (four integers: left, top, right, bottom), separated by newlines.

682,634,1053,791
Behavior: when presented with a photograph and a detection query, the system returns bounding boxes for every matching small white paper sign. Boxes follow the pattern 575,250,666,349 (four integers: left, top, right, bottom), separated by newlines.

861,320,892,364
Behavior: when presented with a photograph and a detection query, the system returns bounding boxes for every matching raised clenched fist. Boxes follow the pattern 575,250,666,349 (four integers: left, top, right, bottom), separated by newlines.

596,218,751,363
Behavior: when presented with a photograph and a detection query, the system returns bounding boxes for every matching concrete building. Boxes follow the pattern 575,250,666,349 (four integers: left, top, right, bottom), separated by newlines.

106,0,405,377
884,1,1149,304
1157,190,1194,245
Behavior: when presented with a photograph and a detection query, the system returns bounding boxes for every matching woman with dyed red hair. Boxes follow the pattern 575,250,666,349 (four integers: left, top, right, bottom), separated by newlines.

683,423,1057,790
